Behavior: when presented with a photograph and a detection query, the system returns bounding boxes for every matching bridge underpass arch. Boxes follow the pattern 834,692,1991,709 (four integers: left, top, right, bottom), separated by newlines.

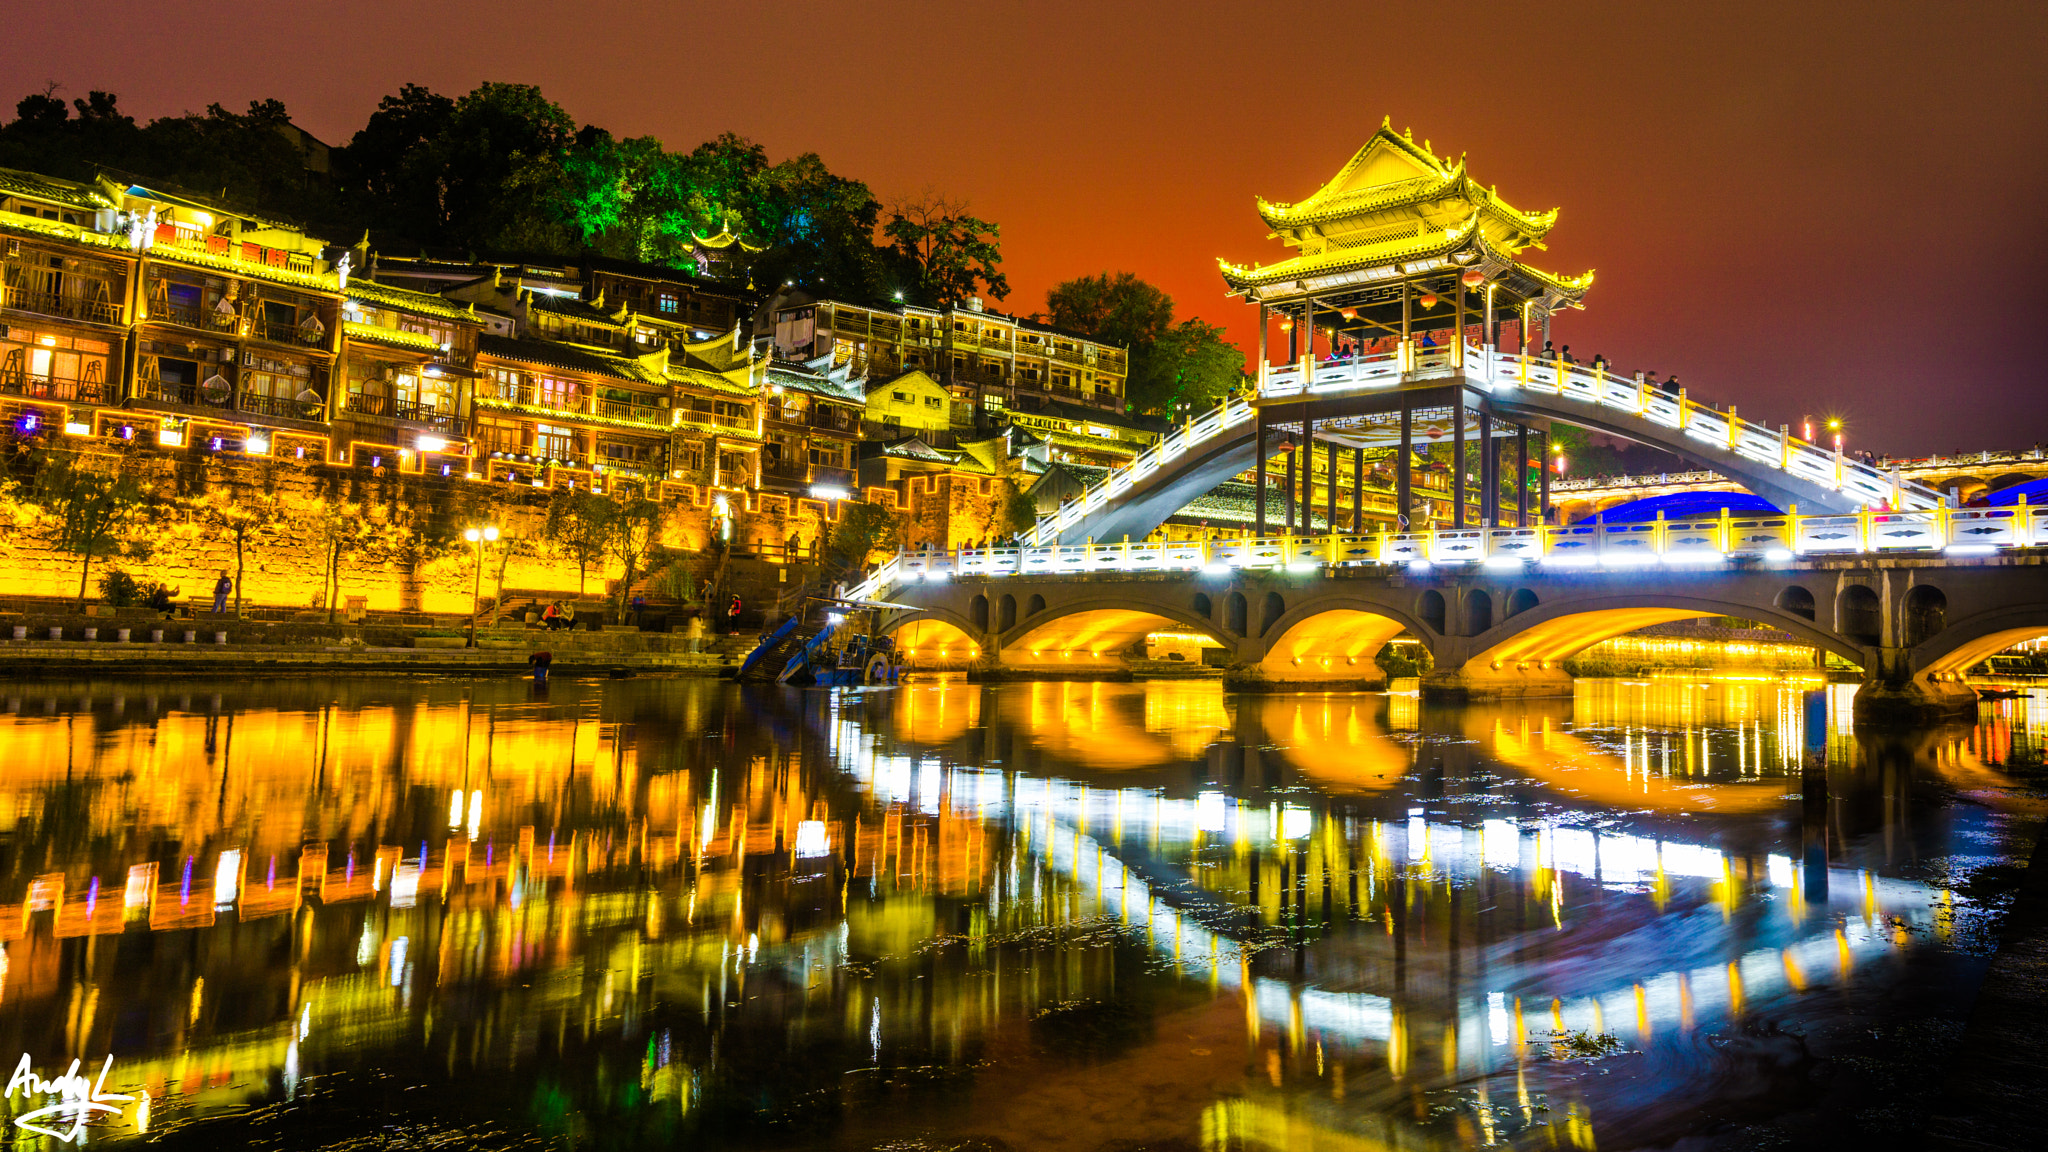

1248,599,1432,688
1911,603,2048,679
997,597,1234,674
882,610,985,667
1439,593,1865,697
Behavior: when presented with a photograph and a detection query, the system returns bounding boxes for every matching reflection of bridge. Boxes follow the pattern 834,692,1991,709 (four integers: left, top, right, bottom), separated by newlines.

840,128,2045,719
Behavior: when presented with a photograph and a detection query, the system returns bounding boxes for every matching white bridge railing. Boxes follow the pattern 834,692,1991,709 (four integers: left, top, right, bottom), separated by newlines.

845,504,2048,600
1264,345,1941,513
846,344,1955,602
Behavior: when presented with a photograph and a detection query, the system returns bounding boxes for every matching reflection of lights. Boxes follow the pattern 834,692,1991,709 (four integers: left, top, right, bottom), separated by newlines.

389,936,409,987
794,821,830,858
390,864,420,908
213,849,242,909
1196,791,1228,832
1281,805,1314,840
124,864,154,912
448,789,464,829
467,789,483,839
1764,548,1794,561
356,925,376,967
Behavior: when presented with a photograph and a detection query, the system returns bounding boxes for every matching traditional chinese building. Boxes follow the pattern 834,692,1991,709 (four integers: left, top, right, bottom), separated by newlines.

1218,121,1594,533
771,294,1129,420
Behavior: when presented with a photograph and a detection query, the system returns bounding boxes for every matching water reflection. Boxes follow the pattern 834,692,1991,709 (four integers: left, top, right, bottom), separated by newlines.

0,675,2037,1149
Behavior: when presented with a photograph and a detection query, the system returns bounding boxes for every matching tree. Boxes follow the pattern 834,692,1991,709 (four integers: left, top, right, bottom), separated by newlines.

1001,484,1040,539
28,451,152,606
1042,272,1245,415
608,494,664,616
184,476,282,618
1045,272,1174,351
338,83,457,243
294,495,381,622
1146,318,1246,415
824,502,899,581
542,488,617,595
884,191,1008,305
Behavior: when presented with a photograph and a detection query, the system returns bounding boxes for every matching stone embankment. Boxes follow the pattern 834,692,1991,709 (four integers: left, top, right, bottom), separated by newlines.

0,609,757,677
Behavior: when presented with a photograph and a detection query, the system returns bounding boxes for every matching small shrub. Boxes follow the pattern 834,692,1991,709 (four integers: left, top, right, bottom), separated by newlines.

98,569,142,608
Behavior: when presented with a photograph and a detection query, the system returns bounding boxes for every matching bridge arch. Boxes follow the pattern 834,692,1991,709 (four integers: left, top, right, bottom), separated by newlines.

1253,597,1434,685
1461,593,1865,674
1912,602,2048,678
886,610,985,665
996,595,1233,672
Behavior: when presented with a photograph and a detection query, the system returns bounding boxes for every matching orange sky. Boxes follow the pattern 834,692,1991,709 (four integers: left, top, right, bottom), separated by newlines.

8,0,2045,452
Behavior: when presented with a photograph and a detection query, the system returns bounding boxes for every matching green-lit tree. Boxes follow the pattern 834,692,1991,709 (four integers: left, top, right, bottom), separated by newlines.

29,451,153,606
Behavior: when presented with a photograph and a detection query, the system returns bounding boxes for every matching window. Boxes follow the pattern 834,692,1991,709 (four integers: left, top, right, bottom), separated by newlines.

716,450,748,478
241,351,314,402
536,423,579,461
884,414,901,427
474,417,523,454
924,396,943,409
538,374,580,410
808,442,847,468
892,390,909,402
678,441,705,472
658,294,678,314
598,439,658,465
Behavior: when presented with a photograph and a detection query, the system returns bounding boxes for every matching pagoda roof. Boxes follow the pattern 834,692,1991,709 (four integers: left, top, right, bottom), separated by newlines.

1255,121,1556,238
1222,122,1592,310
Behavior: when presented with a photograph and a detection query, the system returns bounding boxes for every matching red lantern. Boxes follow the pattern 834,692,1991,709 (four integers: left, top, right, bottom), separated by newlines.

1419,293,1439,309
1461,269,1485,288
1278,318,1294,331
1340,308,1357,321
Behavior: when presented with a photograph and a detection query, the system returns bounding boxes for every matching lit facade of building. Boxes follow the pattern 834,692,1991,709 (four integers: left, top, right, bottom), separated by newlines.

771,295,1130,417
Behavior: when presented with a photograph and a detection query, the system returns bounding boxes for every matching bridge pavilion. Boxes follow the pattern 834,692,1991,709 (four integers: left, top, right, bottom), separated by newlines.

1220,121,1593,535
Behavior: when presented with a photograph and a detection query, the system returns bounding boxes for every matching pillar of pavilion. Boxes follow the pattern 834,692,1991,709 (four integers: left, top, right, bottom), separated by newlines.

1224,120,1593,538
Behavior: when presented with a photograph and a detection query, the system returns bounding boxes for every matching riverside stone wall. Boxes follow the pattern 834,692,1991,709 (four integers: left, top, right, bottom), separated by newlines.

0,444,735,614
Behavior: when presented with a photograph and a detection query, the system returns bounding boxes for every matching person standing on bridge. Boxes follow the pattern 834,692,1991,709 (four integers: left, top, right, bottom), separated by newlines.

1559,345,1577,364
1661,373,1681,394
1541,339,1555,359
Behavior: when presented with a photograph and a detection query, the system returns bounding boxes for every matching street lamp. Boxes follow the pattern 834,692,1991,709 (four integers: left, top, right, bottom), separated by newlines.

464,525,500,648
1828,418,1843,453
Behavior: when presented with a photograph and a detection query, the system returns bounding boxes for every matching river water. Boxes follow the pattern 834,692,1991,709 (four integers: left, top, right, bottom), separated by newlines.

0,674,2040,1150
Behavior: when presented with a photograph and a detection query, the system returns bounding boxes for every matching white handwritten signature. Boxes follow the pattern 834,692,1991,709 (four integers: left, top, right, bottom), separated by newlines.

5,1053,134,1143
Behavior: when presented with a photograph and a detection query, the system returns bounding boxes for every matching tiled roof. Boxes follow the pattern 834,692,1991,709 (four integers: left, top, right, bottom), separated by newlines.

0,167,112,211
766,366,863,405
477,334,666,387
344,322,440,353
347,279,477,323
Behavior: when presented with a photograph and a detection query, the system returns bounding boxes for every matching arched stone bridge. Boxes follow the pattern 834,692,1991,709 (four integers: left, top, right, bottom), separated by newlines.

879,555,2048,721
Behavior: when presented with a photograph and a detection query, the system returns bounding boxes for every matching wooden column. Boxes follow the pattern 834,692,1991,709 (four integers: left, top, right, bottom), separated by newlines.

1480,411,1495,526
1298,408,1313,533
1452,391,1467,529
1283,429,1296,533
1516,424,1530,527
1254,406,1267,537
1352,445,1365,533
1540,437,1552,524
1397,398,1413,530
1326,439,1338,533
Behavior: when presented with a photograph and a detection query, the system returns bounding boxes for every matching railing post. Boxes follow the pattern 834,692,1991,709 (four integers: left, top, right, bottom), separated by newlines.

1858,505,1874,552
1653,510,1666,556
1677,388,1690,431
1719,507,1732,553
1832,446,1845,490
1726,406,1741,451
1780,425,1793,471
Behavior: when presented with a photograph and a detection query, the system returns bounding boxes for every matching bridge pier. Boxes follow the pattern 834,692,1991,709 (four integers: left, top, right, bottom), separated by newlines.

1419,662,1574,702
1854,643,1979,725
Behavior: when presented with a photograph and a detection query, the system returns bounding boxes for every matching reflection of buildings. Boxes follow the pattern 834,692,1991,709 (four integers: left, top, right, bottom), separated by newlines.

0,677,2022,1148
